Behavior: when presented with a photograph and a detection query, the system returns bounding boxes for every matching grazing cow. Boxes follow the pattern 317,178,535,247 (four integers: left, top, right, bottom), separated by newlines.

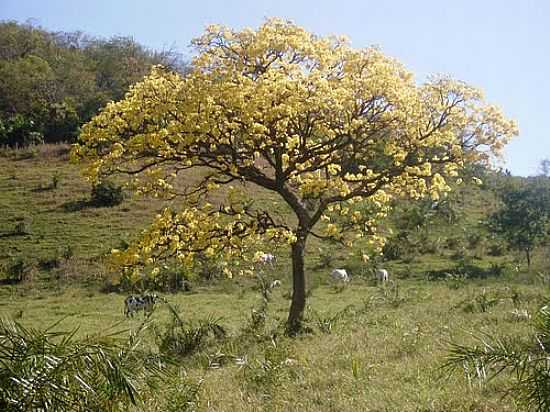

259,253,276,266
270,279,282,288
124,293,159,317
375,268,389,283
330,268,350,282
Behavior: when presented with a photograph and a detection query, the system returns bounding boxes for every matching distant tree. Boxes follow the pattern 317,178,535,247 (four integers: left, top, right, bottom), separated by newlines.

539,159,550,177
73,19,517,334
489,178,550,268
0,20,50,60
0,55,56,115
84,36,166,102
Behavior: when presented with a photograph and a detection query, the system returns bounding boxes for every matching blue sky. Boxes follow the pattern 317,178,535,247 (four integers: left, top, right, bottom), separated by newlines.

1,0,548,176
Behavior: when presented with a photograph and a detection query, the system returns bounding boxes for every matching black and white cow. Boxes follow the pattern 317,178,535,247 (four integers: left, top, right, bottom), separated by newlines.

124,294,159,317
259,253,276,266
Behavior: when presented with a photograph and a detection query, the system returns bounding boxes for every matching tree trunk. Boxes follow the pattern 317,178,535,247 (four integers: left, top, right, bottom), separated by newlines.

286,234,307,336
526,248,531,269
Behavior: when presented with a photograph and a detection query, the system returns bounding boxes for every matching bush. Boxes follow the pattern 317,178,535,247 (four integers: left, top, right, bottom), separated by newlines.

43,101,81,143
419,236,442,254
382,238,404,260
13,219,31,235
445,236,463,250
145,265,192,292
0,114,44,147
162,370,202,412
3,258,32,284
51,172,61,189
315,247,334,268
241,341,298,394
91,180,124,206
155,304,226,358
487,241,506,257
38,256,61,271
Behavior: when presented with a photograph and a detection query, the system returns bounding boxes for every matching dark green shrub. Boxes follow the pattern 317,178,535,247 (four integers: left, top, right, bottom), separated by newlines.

310,305,355,334
445,236,463,250
382,232,417,261
315,247,334,268
241,341,298,394
60,245,73,260
38,246,73,272
38,256,61,271
43,101,80,143
0,114,43,147
3,258,31,283
487,241,506,256
91,180,124,206
156,304,225,358
194,253,225,281
13,220,31,235
146,265,192,292
458,288,501,313
382,238,404,260
51,172,61,189
419,236,442,254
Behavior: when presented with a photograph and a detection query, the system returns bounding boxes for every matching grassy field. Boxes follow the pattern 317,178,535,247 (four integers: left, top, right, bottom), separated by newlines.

1,272,544,411
1,145,548,411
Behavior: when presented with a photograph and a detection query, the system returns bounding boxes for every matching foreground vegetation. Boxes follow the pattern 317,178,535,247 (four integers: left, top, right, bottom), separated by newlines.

2,269,548,411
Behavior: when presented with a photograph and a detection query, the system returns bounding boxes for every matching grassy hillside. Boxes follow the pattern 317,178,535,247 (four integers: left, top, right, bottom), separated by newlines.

1,144,548,411
0,144,522,281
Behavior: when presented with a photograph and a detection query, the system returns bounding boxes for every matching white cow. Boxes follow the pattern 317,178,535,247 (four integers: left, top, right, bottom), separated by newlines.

375,268,389,283
259,253,276,266
330,268,350,282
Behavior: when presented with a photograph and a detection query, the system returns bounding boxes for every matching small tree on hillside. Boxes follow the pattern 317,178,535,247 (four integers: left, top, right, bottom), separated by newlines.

489,178,550,268
72,19,517,334
539,159,550,177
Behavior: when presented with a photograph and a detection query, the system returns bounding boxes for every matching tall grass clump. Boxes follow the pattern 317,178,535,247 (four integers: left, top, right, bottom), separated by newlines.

0,318,169,411
155,303,226,358
443,303,550,411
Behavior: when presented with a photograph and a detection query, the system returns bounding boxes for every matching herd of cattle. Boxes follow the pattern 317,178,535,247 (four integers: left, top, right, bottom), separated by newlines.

124,253,390,317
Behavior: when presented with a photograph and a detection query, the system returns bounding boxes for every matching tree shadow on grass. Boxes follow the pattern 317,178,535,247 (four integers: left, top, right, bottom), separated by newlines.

0,277,21,285
426,263,505,280
60,198,96,212
60,198,123,212
31,185,54,193
0,230,30,238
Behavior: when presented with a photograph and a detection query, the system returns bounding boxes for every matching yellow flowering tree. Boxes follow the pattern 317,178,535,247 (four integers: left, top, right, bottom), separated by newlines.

72,19,517,334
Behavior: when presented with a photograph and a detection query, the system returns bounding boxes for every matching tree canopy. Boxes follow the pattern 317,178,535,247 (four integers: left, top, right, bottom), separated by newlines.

489,177,550,268
73,19,518,333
